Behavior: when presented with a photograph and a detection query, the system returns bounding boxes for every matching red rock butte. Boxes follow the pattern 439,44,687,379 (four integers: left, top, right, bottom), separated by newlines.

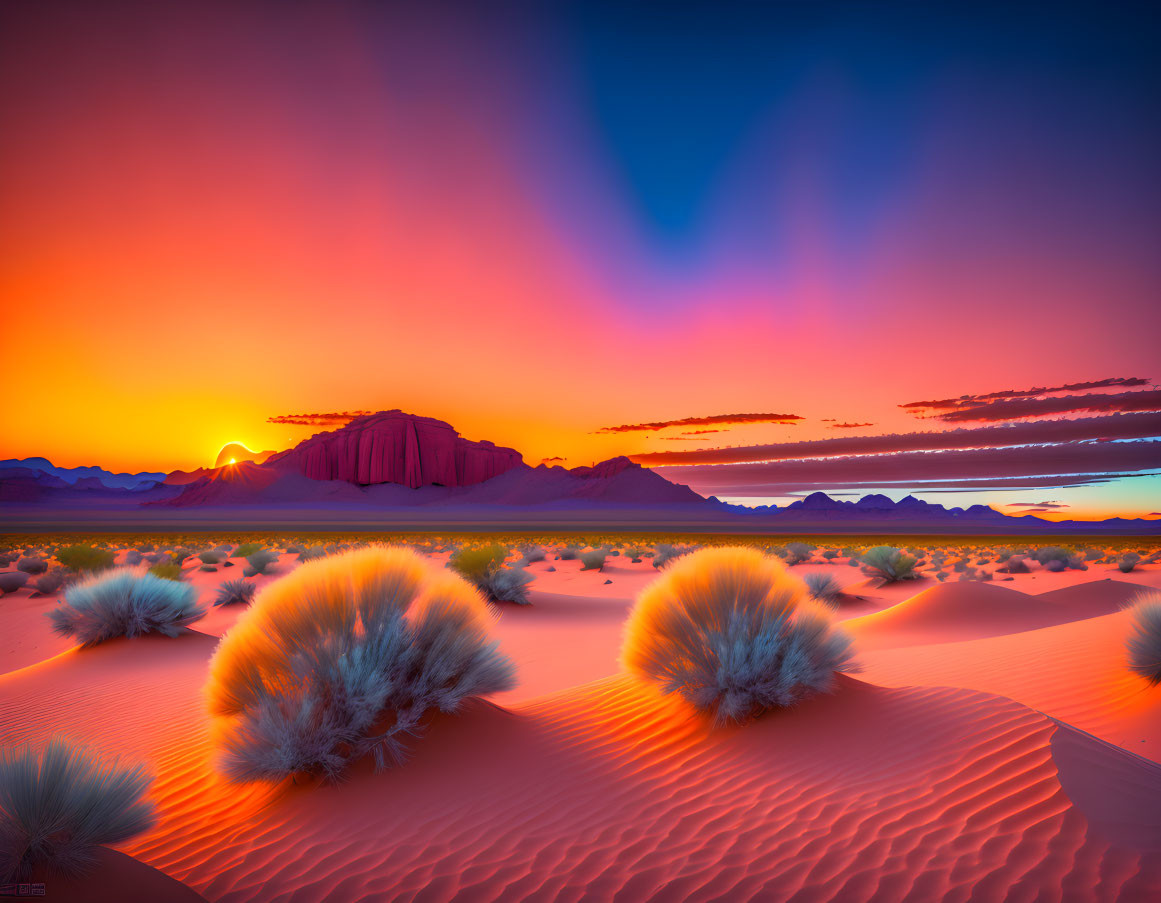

265,411,525,488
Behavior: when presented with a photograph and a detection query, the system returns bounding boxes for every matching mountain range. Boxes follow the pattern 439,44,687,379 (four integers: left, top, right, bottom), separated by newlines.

2,411,1157,533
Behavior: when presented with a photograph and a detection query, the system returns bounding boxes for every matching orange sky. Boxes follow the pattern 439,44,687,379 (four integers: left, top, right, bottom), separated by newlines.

2,2,1159,522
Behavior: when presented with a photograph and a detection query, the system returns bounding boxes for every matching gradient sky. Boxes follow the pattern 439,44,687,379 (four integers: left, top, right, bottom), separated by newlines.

2,1,1159,520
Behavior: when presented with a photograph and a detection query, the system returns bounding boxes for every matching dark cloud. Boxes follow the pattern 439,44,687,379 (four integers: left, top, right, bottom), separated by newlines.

596,412,802,433
267,411,372,426
630,412,1161,466
901,377,1150,411
921,390,1161,423
653,440,1160,497
680,429,722,435
830,422,874,429
1006,501,1069,508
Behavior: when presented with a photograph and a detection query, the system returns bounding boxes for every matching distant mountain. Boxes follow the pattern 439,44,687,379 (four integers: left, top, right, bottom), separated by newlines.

152,455,707,509
265,410,524,488
2,413,1158,533
0,458,166,491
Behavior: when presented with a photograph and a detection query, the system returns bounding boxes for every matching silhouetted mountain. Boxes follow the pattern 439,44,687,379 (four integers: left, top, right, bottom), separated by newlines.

3,413,1158,533
1,457,166,490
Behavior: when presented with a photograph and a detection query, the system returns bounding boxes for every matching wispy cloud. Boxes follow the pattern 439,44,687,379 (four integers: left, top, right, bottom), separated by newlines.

901,377,1150,411
595,412,802,434
654,441,1160,496
266,411,373,426
630,412,1161,466
916,390,1161,423
829,422,874,429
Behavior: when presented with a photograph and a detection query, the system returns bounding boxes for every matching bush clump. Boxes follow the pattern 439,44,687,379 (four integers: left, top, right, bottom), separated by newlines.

0,573,29,595
803,572,841,605
147,563,183,582
579,548,608,571
622,547,856,724
205,546,515,782
783,542,816,566
1126,592,1161,684
48,569,205,645
0,737,155,881
859,546,919,583
214,578,257,607
1118,553,1141,574
243,549,279,578
55,545,115,574
16,556,48,575
30,570,66,596
448,545,533,604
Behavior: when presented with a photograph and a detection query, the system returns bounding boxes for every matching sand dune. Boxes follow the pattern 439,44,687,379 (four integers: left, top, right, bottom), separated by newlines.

857,608,1161,764
3,626,1159,902
843,578,1139,650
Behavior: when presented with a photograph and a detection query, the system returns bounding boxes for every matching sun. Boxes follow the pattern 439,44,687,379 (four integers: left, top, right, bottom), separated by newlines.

214,441,262,469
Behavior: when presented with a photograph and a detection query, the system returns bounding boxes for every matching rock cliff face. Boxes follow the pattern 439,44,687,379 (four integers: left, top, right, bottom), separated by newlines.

266,411,525,488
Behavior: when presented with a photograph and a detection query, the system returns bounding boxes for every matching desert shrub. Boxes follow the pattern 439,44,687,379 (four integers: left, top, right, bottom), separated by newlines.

557,545,579,561
999,555,1030,574
214,578,256,607
48,569,204,645
1118,553,1141,574
0,737,155,881
784,542,816,566
482,566,535,605
519,545,546,564
803,572,841,605
579,548,608,571
233,542,262,559
31,570,66,596
448,544,533,604
1126,592,1161,684
147,563,183,582
0,573,29,595
1031,546,1071,566
821,549,840,561
859,546,919,583
243,549,279,578
298,545,327,561
198,550,223,565
16,556,48,575
199,565,218,573
935,571,949,581
652,544,692,569
122,550,144,566
205,546,515,782
448,544,507,579
622,547,855,724
55,545,115,574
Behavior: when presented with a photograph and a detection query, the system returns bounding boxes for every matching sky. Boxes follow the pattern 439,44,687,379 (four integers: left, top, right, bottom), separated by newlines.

1,1,1159,520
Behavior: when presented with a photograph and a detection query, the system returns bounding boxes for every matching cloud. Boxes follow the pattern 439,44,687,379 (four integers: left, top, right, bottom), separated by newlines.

901,377,1151,411
1005,501,1069,508
918,390,1161,423
653,440,1161,497
630,412,1161,466
595,412,802,433
267,411,373,426
829,422,874,429
680,429,723,435
540,456,566,464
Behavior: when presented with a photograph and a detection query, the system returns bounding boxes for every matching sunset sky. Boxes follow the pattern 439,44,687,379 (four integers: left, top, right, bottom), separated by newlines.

2,1,1158,520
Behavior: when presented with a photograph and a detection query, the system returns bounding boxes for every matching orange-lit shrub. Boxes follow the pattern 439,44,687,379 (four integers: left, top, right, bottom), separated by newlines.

206,546,515,782
622,547,855,723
